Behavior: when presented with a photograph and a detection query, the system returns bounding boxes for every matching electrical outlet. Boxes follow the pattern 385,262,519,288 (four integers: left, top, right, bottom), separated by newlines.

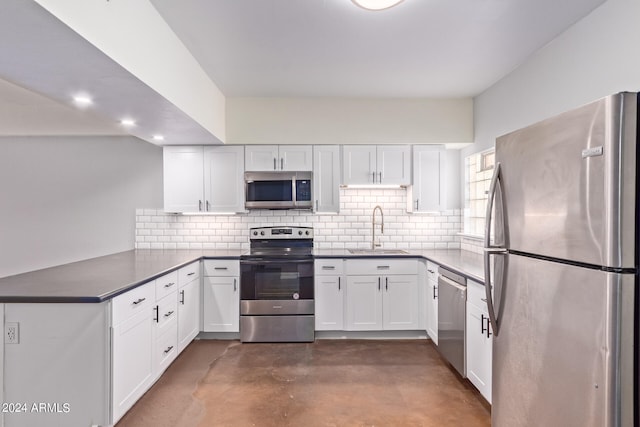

5,322,19,344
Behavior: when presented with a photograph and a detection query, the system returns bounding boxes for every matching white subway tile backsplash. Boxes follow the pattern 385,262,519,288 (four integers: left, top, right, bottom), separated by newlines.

136,188,464,250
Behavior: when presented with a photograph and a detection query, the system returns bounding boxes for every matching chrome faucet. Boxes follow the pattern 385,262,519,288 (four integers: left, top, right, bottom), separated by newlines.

372,205,384,250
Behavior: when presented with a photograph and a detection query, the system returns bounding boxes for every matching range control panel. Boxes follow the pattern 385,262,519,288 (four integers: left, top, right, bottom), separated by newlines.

249,226,313,239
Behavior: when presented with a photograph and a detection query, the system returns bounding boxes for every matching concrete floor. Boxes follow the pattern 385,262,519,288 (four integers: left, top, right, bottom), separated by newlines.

116,339,491,427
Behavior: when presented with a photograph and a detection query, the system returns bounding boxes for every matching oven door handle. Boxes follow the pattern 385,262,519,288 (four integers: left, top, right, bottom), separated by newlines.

241,259,313,265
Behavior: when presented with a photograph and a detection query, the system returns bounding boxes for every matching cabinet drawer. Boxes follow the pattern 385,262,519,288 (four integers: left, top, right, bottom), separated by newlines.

426,261,439,282
154,322,178,375
467,279,488,310
315,259,344,275
154,293,178,335
345,259,417,276
203,259,239,276
155,271,179,300
112,281,155,325
178,261,200,286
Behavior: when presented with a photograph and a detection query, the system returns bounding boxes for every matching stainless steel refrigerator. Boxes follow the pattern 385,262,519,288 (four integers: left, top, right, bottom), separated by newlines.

484,92,638,427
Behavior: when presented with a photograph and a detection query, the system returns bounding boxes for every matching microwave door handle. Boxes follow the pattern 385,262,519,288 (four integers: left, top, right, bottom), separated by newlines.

291,176,297,207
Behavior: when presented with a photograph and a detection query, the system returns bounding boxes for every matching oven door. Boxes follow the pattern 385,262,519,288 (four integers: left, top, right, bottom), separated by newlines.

240,258,314,315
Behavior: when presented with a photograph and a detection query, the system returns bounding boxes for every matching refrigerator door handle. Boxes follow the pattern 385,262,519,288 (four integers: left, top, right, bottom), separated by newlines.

483,249,504,336
484,162,503,249
484,162,506,336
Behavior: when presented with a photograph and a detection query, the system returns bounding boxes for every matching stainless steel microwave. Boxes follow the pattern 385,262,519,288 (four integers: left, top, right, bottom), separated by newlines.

244,171,313,210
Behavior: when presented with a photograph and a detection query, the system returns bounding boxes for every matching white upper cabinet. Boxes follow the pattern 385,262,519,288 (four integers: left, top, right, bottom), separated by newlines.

163,146,204,213
409,145,460,212
245,145,312,171
342,145,410,185
203,146,245,213
163,145,245,213
313,145,341,213
377,145,411,185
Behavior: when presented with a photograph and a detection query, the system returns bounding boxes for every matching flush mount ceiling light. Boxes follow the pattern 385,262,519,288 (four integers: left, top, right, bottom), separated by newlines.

152,135,165,142
351,0,404,11
120,119,136,127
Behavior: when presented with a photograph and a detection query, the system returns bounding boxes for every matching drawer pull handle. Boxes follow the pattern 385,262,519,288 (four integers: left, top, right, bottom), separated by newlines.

180,290,185,305
164,282,175,288
214,267,228,270
338,276,341,291
322,266,335,270
187,272,196,276
377,266,390,270
427,269,435,274
164,346,174,354
234,278,237,292
132,298,146,305
164,310,174,318
154,305,159,322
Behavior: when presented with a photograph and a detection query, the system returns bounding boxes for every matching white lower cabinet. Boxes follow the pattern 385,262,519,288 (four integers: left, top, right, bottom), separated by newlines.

202,259,240,332
177,261,201,353
466,279,492,402
314,259,345,330
178,278,201,352
344,259,419,331
425,261,439,344
112,281,155,423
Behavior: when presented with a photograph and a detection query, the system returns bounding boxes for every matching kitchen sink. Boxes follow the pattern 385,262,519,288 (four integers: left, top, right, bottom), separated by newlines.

347,249,409,255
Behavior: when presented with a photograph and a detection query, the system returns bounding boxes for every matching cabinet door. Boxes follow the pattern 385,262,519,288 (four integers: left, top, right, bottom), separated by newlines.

342,145,377,185
313,145,340,213
280,145,313,171
345,275,383,330
412,145,443,212
377,145,410,185
178,279,201,353
315,275,344,330
204,146,245,212
245,145,279,171
466,303,493,402
202,276,240,332
426,279,438,345
163,146,204,213
382,274,419,330
112,308,154,423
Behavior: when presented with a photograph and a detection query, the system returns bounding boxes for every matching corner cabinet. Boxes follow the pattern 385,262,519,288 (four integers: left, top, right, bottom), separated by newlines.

313,145,341,213
163,146,204,213
342,145,410,186
163,145,245,213
177,261,201,353
425,261,439,344
245,145,313,171
466,279,492,403
344,258,419,331
408,145,460,212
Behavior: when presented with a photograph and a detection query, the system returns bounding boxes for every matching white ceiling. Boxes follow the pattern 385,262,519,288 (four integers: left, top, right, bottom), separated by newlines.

0,0,606,139
150,0,606,98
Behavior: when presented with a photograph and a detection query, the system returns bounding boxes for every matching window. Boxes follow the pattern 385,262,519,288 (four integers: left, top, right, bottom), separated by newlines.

464,149,495,237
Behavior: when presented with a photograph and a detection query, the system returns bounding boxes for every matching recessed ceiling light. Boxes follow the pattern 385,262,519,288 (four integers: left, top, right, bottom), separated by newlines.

120,119,136,127
351,0,404,11
152,135,165,141
73,95,92,106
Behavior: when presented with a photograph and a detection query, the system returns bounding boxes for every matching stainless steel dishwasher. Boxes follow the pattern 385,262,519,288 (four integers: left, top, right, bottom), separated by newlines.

436,266,467,377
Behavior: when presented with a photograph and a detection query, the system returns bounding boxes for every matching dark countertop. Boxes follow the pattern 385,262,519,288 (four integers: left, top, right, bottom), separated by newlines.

0,248,484,303
0,249,244,303
313,249,484,284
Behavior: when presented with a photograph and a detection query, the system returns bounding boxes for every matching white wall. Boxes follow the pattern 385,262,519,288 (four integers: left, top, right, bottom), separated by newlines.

0,136,163,278
227,97,473,146
464,0,640,157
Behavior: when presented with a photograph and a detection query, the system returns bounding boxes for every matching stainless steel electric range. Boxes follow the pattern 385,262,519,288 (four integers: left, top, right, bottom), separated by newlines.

239,226,314,342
